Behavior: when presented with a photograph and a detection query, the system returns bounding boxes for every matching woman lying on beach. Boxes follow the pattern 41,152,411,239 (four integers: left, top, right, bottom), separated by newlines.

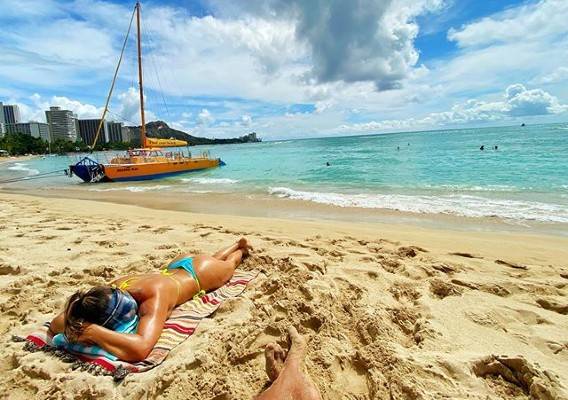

49,238,251,362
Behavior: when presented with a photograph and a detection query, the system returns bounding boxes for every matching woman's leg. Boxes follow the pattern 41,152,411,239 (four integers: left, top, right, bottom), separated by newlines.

169,238,249,295
168,238,249,267
193,248,244,291
213,237,250,260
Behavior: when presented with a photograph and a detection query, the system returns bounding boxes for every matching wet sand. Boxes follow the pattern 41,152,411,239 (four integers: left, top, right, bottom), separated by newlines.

1,192,567,399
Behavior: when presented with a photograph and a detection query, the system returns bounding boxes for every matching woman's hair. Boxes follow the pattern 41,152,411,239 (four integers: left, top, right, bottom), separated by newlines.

64,286,113,341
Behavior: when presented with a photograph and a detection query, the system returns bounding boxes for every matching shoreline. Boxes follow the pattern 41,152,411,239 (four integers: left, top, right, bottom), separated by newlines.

2,190,568,266
0,154,38,165
2,185,568,238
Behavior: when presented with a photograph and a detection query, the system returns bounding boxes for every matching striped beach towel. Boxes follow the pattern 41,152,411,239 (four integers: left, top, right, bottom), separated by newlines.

20,270,257,380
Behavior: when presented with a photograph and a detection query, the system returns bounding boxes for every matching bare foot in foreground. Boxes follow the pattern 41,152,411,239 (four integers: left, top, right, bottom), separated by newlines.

265,343,287,381
256,327,321,400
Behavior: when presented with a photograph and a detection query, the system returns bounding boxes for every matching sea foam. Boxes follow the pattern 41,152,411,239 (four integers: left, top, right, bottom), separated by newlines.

8,163,39,175
89,185,171,193
181,177,239,184
269,187,568,223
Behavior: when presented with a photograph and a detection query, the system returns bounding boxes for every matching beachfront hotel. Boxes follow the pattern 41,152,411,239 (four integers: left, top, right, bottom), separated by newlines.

45,106,78,142
0,102,21,136
5,122,50,142
0,102,21,124
77,119,125,146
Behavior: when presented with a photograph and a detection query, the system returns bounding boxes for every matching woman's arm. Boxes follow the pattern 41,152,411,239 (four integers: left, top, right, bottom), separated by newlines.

82,295,169,362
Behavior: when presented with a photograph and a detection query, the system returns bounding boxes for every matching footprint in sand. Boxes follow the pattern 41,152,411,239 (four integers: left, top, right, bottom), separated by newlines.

389,281,421,302
95,240,127,248
431,263,458,275
429,278,463,299
36,235,58,241
155,244,178,250
495,259,528,270
153,227,173,234
546,341,568,355
536,297,568,315
397,246,428,258
472,355,565,400
0,263,22,275
449,252,482,259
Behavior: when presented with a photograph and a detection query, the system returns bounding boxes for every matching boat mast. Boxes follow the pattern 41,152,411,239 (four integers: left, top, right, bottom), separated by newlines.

136,1,146,148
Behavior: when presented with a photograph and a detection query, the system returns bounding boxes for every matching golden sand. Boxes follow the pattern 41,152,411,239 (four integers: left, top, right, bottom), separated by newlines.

1,193,567,399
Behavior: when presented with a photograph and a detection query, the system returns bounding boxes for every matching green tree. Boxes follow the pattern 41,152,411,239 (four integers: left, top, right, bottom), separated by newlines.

0,132,47,155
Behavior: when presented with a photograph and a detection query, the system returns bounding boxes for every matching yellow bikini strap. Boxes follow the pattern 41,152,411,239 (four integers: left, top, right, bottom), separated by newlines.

114,277,136,291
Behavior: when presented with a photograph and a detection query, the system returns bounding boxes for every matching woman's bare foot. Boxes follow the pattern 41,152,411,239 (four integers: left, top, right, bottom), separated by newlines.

238,237,253,257
264,343,287,381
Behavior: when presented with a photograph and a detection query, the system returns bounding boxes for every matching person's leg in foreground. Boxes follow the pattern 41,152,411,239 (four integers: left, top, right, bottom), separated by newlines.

256,327,322,400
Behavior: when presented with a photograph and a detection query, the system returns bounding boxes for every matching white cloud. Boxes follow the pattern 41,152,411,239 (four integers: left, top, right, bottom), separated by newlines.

13,93,103,122
209,0,444,90
197,109,214,126
448,0,568,48
240,114,252,127
12,89,157,127
412,0,568,116
336,84,568,133
532,67,568,85
115,87,156,125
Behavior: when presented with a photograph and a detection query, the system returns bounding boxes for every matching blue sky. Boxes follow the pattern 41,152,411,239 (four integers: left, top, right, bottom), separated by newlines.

1,0,567,140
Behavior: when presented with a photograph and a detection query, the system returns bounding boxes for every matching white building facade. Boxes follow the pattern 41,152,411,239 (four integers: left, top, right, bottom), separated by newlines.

45,106,78,142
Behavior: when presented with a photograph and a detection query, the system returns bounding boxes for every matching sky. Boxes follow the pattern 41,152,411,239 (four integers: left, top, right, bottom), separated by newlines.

0,0,567,140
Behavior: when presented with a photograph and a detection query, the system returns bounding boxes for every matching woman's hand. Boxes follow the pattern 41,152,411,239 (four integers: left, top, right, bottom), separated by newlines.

74,323,98,345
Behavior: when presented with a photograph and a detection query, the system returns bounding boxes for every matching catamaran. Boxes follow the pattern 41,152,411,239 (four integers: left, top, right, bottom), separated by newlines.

69,1,223,183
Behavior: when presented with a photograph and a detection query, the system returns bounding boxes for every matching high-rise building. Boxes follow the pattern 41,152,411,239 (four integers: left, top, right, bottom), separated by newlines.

5,122,50,142
121,126,133,143
77,119,106,146
0,102,21,125
106,121,123,143
45,106,77,142
77,119,125,145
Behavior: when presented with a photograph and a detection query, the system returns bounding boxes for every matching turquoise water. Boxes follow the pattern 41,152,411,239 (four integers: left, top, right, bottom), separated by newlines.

2,123,568,223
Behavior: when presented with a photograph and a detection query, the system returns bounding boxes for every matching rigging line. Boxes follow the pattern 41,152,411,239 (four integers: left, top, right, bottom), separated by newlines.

106,108,140,127
91,4,137,148
0,170,66,184
144,23,171,121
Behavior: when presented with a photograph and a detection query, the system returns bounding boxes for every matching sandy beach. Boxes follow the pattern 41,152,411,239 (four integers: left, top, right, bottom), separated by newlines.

0,155,38,166
1,192,567,399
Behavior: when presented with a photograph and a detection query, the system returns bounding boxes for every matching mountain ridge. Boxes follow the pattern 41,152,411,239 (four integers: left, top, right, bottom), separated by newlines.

126,121,261,146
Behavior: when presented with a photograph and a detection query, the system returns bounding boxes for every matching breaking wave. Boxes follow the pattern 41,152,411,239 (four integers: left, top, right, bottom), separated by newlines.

181,178,239,184
269,187,568,223
8,163,39,175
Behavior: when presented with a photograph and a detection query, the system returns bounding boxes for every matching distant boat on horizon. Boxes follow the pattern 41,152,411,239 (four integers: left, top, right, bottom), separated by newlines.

69,1,223,183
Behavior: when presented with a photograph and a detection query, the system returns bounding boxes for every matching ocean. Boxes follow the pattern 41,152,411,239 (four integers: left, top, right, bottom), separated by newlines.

2,123,568,224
